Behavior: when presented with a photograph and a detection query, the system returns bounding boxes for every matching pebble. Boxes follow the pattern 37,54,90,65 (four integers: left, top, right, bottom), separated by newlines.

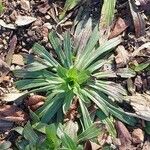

20,0,30,11
43,22,52,30
132,128,144,144
45,15,51,20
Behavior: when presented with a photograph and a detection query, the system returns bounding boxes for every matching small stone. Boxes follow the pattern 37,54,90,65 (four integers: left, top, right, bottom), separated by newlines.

9,10,17,21
45,15,51,20
20,0,30,11
43,22,52,30
32,18,42,26
0,44,3,49
132,128,144,144
12,54,24,66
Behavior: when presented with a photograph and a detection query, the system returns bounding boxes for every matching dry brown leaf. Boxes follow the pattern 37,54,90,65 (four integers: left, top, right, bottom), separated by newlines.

132,128,144,144
115,121,132,150
115,45,129,68
109,17,129,39
84,140,92,150
142,138,150,150
38,1,50,14
132,42,150,57
0,105,28,123
0,92,27,102
126,93,150,121
129,0,145,37
26,95,45,111
5,35,17,66
0,19,16,29
15,16,36,26
0,58,10,83
20,0,30,11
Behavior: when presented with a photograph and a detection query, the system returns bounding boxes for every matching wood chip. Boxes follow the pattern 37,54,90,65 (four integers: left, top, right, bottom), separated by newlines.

132,128,144,144
12,54,24,66
15,16,36,26
0,105,28,123
0,19,16,29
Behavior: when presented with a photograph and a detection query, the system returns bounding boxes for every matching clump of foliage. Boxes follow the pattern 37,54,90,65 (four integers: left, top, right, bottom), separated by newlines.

15,121,101,150
14,20,137,131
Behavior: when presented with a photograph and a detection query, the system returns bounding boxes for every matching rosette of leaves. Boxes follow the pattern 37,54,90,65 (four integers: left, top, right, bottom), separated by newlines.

14,23,137,129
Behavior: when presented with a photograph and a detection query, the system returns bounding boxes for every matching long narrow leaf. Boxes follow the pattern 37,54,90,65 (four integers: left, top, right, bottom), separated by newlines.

33,43,59,67
63,32,73,67
49,31,66,66
15,79,50,90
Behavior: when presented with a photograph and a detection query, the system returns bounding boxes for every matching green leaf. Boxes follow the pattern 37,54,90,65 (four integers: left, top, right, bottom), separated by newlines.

63,91,74,114
81,36,122,69
78,124,100,142
60,0,81,20
145,121,150,135
75,25,100,69
40,94,64,123
57,66,68,78
77,70,90,84
82,88,109,116
93,71,117,78
87,59,107,73
78,98,92,129
134,63,149,72
24,61,49,71
100,0,116,27
67,67,78,79
99,94,137,126
96,110,116,137
23,122,38,145
0,141,11,150
49,31,66,66
117,68,136,78
0,2,4,14
33,43,59,67
29,109,40,124
15,79,50,90
61,133,77,150
46,124,60,149
63,32,73,67
89,80,126,102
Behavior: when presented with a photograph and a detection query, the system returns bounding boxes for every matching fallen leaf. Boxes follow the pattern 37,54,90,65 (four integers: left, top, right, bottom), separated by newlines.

0,92,27,102
84,140,92,150
142,138,150,150
109,17,129,39
126,93,150,121
0,58,10,83
132,42,150,57
115,121,132,150
5,35,17,66
64,120,78,140
115,45,129,68
38,1,50,14
0,19,16,29
15,16,36,26
0,141,11,150
132,128,144,144
117,68,136,78
12,54,24,66
0,105,28,123
26,95,45,111
129,0,145,37
20,0,30,11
